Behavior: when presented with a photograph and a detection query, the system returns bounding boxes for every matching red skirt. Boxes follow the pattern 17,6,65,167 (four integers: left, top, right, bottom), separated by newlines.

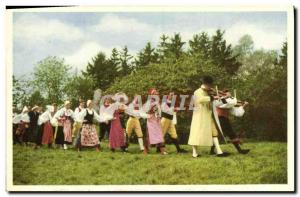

42,121,53,145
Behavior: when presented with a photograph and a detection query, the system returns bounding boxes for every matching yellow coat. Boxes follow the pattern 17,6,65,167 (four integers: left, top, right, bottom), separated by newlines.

188,86,222,146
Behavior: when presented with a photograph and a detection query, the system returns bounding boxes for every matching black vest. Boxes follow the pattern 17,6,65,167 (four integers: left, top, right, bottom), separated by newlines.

84,109,94,124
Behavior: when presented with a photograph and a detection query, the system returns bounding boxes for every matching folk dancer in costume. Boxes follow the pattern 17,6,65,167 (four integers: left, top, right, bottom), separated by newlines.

143,88,168,155
188,76,229,158
99,97,112,142
38,104,57,148
106,93,129,152
161,92,187,153
35,106,45,149
76,100,110,152
125,95,145,151
19,106,30,145
53,101,75,150
72,99,85,145
212,90,250,154
28,105,40,148
13,107,22,145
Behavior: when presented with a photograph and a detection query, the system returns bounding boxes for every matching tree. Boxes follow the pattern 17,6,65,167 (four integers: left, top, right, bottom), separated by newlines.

134,42,159,69
233,34,254,59
278,42,287,68
83,52,118,91
157,34,169,62
65,75,96,109
32,56,71,105
13,75,29,109
27,90,45,107
210,30,241,75
118,46,133,76
165,33,186,59
188,32,210,58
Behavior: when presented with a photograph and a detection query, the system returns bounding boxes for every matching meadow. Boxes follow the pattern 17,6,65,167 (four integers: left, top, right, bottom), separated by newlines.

13,141,287,185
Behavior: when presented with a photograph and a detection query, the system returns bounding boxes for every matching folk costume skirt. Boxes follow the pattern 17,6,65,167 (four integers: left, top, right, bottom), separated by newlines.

80,124,100,147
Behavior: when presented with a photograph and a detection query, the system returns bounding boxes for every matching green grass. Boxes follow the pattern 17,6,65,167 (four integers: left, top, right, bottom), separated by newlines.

13,141,287,185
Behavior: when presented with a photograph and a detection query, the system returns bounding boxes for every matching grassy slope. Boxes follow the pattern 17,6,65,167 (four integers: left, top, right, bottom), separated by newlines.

13,142,287,185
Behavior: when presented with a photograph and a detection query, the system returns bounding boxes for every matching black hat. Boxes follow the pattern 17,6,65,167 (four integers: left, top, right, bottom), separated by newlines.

202,76,214,85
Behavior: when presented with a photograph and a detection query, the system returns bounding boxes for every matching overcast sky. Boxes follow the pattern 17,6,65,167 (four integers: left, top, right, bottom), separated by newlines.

13,12,287,77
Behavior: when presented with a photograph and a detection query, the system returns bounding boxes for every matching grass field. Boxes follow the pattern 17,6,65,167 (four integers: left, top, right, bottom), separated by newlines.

13,141,287,185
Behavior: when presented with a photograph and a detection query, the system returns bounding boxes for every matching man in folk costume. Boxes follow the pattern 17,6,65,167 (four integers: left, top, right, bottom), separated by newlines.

99,97,112,142
125,94,145,151
161,92,188,153
72,99,85,145
76,100,109,152
28,105,40,147
212,90,250,154
143,88,168,155
53,101,75,150
188,76,229,158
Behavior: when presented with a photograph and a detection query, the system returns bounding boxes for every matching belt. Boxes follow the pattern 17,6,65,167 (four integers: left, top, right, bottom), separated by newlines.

161,112,173,120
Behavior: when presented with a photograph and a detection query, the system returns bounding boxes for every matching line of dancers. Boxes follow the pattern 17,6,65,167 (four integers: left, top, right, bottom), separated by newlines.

12,76,250,157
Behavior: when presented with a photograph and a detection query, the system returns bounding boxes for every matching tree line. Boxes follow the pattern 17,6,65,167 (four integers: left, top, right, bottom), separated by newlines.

13,30,287,141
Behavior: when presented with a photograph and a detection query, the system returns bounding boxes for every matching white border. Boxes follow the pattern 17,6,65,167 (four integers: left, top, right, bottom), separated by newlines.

5,5,295,192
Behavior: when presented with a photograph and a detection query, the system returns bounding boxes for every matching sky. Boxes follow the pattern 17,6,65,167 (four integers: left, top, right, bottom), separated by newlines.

13,11,287,77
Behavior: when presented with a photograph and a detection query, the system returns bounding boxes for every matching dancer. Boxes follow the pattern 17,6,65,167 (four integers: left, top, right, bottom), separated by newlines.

19,106,30,145
143,88,167,155
53,101,75,150
39,105,57,148
125,95,145,151
99,97,112,142
72,99,85,145
188,76,229,158
28,105,40,147
161,92,187,153
212,91,250,154
76,100,108,152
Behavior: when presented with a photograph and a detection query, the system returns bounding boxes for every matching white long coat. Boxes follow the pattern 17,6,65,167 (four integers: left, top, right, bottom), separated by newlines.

188,85,225,146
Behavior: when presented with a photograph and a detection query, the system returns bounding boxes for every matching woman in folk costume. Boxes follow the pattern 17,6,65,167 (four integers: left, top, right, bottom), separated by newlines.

38,105,57,148
53,101,75,150
143,88,168,155
19,106,30,145
125,95,145,152
188,76,229,158
72,99,85,145
76,100,109,152
99,97,112,142
28,105,40,144
13,108,23,145
106,93,129,152
161,92,187,153
212,90,250,154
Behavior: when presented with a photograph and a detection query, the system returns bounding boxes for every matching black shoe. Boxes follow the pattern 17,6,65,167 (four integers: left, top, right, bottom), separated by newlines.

177,149,188,153
216,152,230,157
209,146,215,155
239,149,250,154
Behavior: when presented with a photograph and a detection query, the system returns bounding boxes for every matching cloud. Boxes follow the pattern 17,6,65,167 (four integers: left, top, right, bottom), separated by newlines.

14,13,84,43
92,14,154,33
63,42,115,71
224,22,286,50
